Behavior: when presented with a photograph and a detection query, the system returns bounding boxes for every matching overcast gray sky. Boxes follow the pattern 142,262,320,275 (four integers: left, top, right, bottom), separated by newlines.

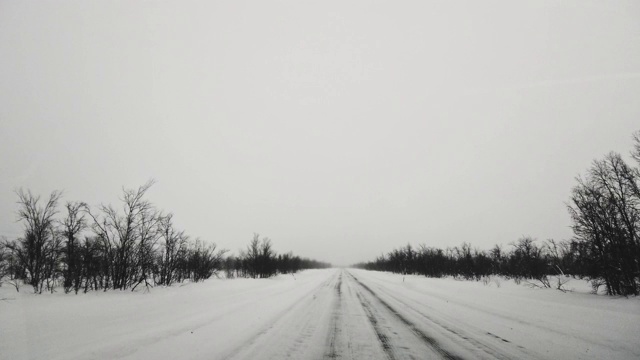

1,1,639,266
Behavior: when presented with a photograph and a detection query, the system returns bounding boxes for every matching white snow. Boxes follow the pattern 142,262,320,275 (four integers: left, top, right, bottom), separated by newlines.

346,270,640,359
1,269,638,359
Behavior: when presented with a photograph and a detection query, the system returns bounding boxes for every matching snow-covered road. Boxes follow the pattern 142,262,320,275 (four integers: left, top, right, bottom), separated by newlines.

221,269,639,360
226,269,470,359
2,268,638,359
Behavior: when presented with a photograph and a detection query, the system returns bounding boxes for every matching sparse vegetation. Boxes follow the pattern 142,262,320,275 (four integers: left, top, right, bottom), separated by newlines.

352,237,571,287
0,182,330,294
355,131,640,296
223,233,331,279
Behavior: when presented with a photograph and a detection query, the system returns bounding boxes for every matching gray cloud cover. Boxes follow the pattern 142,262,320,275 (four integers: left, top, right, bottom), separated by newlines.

1,1,639,265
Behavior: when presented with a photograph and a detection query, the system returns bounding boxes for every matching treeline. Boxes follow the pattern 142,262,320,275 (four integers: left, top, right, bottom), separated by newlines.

356,131,640,296
353,238,577,288
223,234,331,279
0,181,330,294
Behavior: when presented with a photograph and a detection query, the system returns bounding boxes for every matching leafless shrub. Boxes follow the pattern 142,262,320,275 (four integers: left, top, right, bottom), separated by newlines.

8,189,62,293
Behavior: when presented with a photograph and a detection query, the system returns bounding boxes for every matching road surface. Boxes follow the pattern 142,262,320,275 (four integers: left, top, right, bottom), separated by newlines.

221,269,526,360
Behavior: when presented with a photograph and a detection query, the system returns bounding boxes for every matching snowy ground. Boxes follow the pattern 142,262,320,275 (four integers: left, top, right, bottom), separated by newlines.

1,269,638,359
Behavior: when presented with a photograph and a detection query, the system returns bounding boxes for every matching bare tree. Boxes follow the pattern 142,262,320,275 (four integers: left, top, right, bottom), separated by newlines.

259,237,275,278
244,233,261,278
569,152,640,295
84,180,156,290
131,204,162,291
157,213,188,286
60,201,87,293
7,189,62,293
180,238,227,282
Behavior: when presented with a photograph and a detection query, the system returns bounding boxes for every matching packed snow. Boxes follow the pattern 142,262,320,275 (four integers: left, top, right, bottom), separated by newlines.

1,269,638,359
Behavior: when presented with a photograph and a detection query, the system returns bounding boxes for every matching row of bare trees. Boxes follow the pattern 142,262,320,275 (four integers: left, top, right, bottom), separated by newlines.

354,238,574,288
1,181,226,293
0,182,332,294
223,234,331,279
356,131,640,296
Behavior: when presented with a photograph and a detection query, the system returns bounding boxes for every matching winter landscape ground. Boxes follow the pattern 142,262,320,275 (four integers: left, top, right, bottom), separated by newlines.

1,268,638,360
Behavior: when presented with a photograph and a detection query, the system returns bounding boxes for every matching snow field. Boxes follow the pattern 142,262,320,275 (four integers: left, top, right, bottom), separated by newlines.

1,269,638,359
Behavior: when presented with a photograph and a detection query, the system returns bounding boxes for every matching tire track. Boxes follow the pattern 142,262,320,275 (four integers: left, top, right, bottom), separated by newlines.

355,290,396,360
347,271,462,360
278,271,341,359
222,271,339,360
324,271,343,359
359,275,530,360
